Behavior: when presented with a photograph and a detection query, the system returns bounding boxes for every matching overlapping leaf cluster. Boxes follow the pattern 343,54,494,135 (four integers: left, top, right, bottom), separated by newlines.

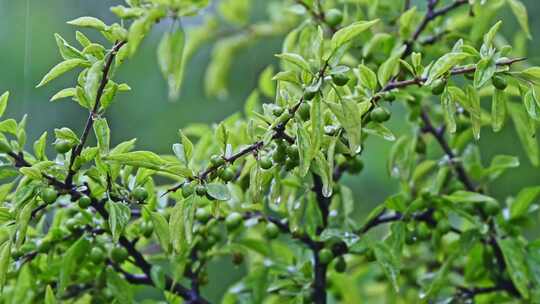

1,0,540,303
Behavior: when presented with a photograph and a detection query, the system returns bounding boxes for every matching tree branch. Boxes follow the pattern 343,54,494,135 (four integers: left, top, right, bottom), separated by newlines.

65,40,127,186
403,0,469,57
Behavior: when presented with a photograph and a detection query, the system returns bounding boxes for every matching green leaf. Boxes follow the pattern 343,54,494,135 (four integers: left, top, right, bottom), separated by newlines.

364,122,396,141
377,50,403,87
399,7,417,39
170,196,195,254
93,118,110,154
105,151,167,170
105,200,131,242
258,65,275,98
484,154,519,180
498,237,530,298
483,21,502,47
275,53,311,73
427,52,469,84
524,89,540,121
106,267,134,303
520,67,540,83
296,124,312,176
330,19,379,51
206,183,231,201
50,88,76,102
373,242,400,292
85,59,104,105
508,0,531,39
492,89,507,132
244,90,260,118
150,265,166,290
36,59,87,88
59,236,90,295
358,65,378,91
474,57,496,88
54,127,80,145
312,151,333,198
54,33,83,60
0,91,9,117
0,241,11,291
67,16,108,31
157,28,185,99
510,186,540,219
444,191,497,204
441,90,457,133
464,85,482,140
150,210,171,253
0,119,17,134
509,103,539,166
44,285,57,304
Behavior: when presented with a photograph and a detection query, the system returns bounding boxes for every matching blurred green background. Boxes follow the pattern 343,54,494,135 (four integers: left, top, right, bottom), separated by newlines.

1,0,539,301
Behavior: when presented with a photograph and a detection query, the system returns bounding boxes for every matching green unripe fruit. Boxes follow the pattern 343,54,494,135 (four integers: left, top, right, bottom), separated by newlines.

285,158,298,171
433,210,444,222
286,144,299,159
319,248,334,264
196,208,212,224
370,107,391,123
210,154,225,166
431,79,446,95
182,182,195,197
365,249,376,262
133,187,148,202
483,200,501,216
264,222,280,239
272,106,284,116
334,256,347,273
38,239,52,253
303,90,317,101
259,156,273,170
232,252,244,265
383,92,396,102
220,167,235,182
41,188,58,204
415,137,427,154
0,140,11,153
225,212,243,231
54,140,73,154
405,231,417,245
417,222,431,240
273,144,287,163
209,225,222,240
326,8,343,27
110,246,129,264
89,247,106,264
332,73,349,86
347,158,364,174
78,195,92,209
141,221,154,238
65,218,79,232
298,102,311,121
437,219,451,235
492,75,507,90
195,184,207,196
